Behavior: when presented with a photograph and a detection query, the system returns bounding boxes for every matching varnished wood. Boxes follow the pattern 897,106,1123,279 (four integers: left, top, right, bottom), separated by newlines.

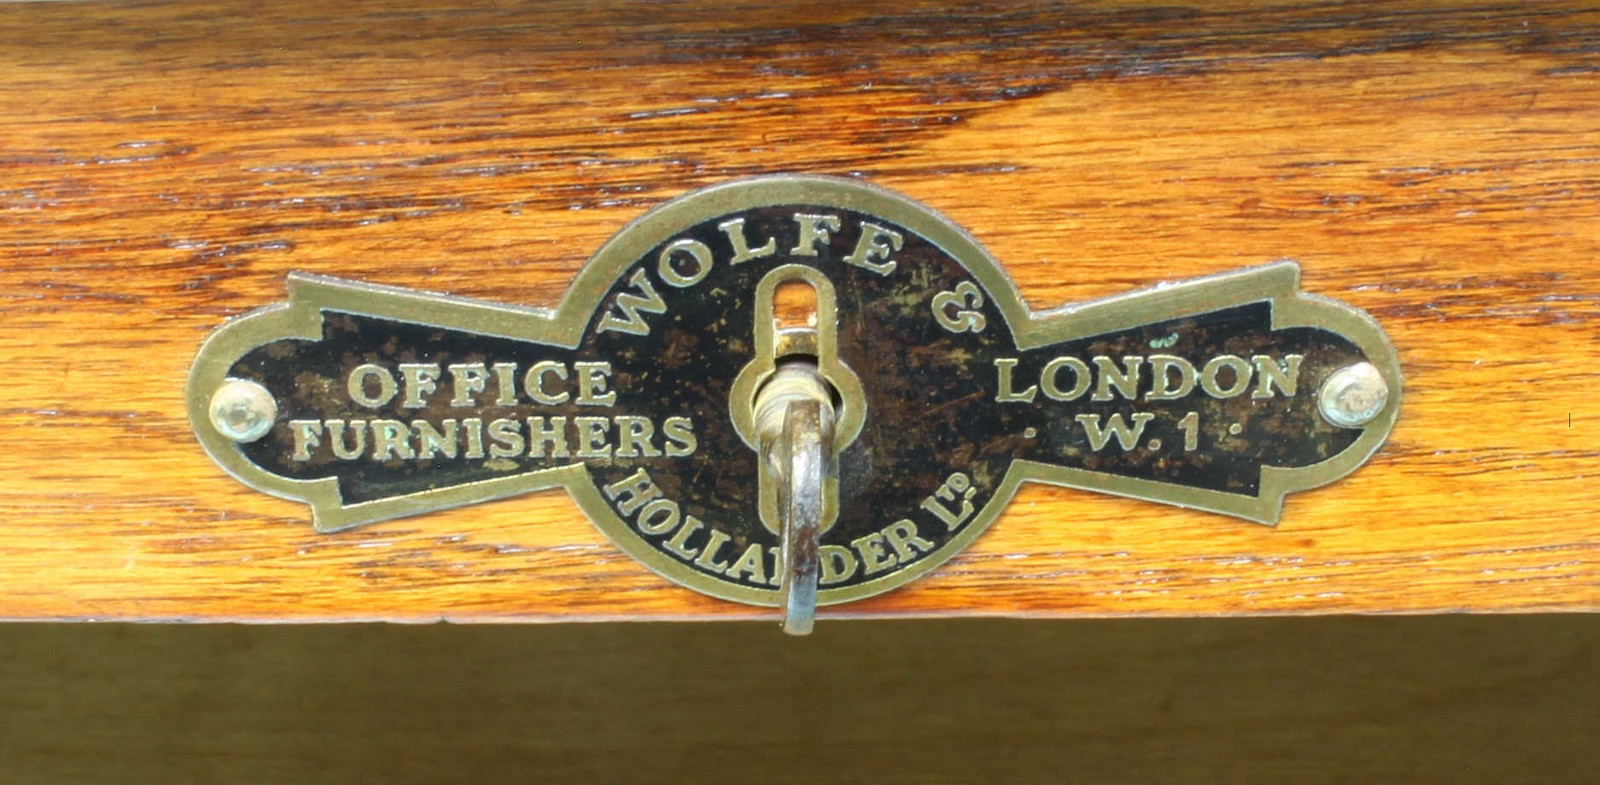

4,619,1598,783
2,0,1598,621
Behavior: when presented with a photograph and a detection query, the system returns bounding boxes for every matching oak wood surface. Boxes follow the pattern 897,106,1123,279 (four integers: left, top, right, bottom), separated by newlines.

2,0,1598,621
5,618,1598,784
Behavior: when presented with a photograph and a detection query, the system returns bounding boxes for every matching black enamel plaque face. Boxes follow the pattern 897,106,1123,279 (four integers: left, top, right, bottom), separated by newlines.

189,176,1402,606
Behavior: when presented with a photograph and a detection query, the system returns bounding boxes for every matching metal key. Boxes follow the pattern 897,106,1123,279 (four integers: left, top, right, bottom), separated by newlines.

754,363,836,635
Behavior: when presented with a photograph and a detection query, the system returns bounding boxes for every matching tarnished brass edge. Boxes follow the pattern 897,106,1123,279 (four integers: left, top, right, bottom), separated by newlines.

1263,288,1403,505
186,274,576,531
1008,265,1403,526
554,175,1027,345
187,297,336,523
1016,260,1301,348
815,462,1041,606
286,273,563,344
565,175,1025,606
1014,460,1284,524
311,466,583,534
186,175,1403,608
568,177,1402,606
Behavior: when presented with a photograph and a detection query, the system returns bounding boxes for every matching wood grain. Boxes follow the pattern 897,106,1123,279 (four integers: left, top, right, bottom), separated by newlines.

1,0,1598,621
4,618,1598,784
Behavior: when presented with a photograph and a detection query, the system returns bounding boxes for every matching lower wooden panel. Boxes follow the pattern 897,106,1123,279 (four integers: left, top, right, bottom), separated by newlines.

1,619,1596,784
1,0,1598,621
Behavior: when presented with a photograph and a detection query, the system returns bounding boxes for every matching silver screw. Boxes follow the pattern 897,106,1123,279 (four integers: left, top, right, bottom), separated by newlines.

1318,362,1388,429
209,378,278,443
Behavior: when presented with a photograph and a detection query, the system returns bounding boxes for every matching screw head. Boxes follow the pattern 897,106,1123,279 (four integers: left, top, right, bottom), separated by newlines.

209,378,278,443
1318,362,1389,429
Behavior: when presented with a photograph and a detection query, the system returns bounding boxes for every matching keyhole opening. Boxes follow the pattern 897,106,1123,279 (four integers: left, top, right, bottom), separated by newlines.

773,279,818,331
728,264,863,460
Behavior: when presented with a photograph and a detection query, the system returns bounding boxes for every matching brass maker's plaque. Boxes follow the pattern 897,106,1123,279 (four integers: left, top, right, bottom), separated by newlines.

189,176,1402,608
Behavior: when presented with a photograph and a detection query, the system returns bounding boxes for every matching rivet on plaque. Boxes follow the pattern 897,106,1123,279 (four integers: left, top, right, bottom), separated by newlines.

187,176,1402,633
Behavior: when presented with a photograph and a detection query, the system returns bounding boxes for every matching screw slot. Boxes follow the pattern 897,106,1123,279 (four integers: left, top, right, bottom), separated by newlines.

1318,362,1388,429
209,378,278,443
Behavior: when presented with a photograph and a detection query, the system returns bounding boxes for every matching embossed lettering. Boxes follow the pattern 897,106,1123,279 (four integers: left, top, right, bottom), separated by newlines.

290,420,324,461
575,416,613,458
371,419,415,460
398,364,439,409
816,545,856,585
844,221,903,276
614,415,661,458
347,365,397,408
851,531,895,576
993,358,1037,403
597,268,668,336
663,416,697,457
528,416,568,458
448,363,489,407
1201,355,1253,398
931,281,987,334
791,213,842,257
575,361,617,406
1091,356,1143,402
327,419,367,460
635,499,680,535
727,542,769,584
718,217,777,265
487,417,524,459
602,468,661,517
1075,412,1155,451
1147,355,1197,401
663,515,703,559
694,527,735,574
1251,354,1303,399
881,520,934,562
657,238,714,288
1040,356,1090,401
414,419,459,459
525,361,569,405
